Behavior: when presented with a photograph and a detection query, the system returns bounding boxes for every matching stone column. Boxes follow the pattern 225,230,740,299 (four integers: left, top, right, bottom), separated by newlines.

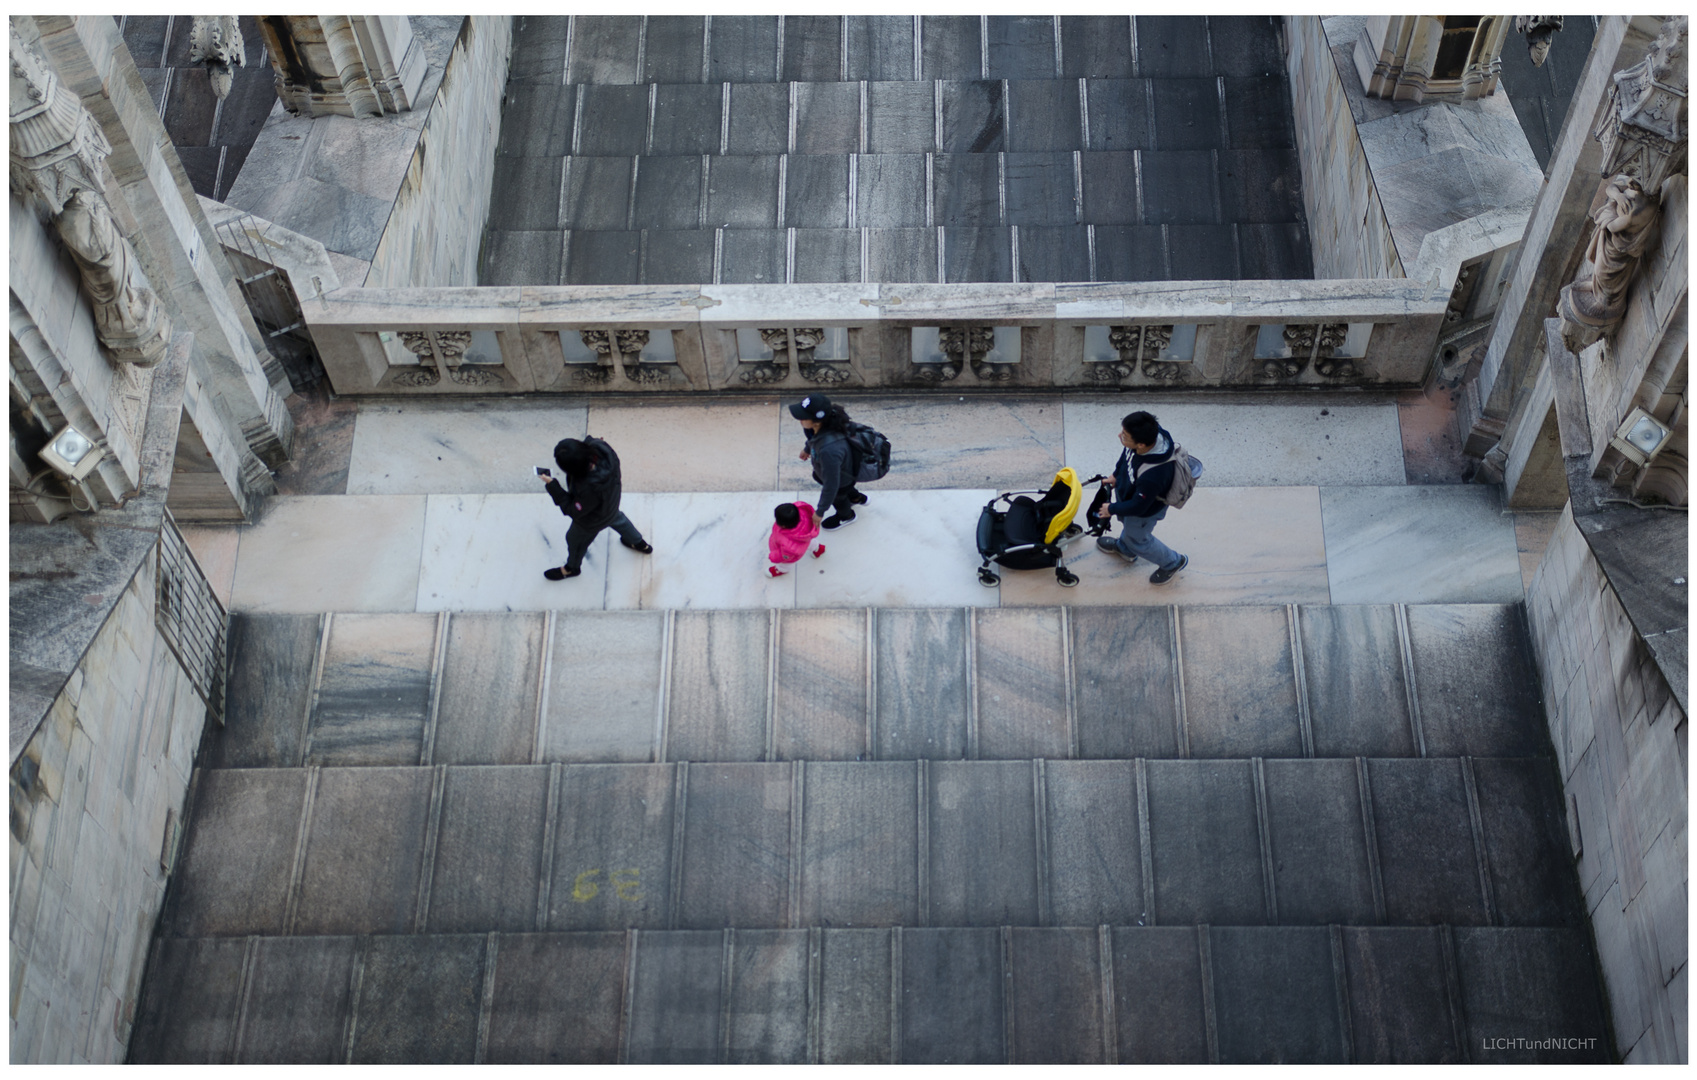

1354,15,1509,102
258,15,427,118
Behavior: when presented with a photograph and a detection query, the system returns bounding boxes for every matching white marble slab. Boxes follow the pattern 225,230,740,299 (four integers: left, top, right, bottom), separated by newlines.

347,404,588,494
1061,399,1407,488
178,526,240,610
634,492,802,610
1321,484,1523,604
776,396,1067,492
414,493,616,612
586,401,782,491
230,495,425,612
793,488,1001,609
1000,486,1330,606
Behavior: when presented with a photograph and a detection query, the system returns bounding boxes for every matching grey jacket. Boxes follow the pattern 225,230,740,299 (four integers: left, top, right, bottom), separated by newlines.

806,428,855,513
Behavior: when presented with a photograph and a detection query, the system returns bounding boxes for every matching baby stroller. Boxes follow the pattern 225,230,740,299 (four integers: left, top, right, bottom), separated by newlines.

976,467,1087,588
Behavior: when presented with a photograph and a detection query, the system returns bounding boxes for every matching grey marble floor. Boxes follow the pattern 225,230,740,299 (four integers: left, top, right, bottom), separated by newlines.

482,16,1312,285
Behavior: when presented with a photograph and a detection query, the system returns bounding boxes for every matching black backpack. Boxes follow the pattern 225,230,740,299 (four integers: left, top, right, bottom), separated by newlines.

844,422,892,483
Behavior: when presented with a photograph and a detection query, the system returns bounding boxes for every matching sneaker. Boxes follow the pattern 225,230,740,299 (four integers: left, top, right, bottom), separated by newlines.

1149,555,1188,585
543,566,581,581
811,544,826,558
821,510,856,530
621,538,653,554
849,491,869,506
768,566,787,577
1095,536,1136,563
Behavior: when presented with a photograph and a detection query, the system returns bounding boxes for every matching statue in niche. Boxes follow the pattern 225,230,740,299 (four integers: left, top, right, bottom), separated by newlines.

56,190,171,366
1558,173,1661,351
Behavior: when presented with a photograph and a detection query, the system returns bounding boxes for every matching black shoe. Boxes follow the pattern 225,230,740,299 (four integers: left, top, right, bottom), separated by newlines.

821,510,856,530
621,537,653,554
1149,555,1188,585
849,491,869,506
544,566,581,581
1095,536,1136,563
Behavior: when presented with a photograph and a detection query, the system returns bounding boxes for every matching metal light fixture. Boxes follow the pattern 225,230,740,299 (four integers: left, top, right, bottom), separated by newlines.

1609,407,1673,467
37,423,104,482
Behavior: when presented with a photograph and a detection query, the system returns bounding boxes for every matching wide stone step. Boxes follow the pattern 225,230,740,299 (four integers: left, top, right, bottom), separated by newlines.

163,757,1581,939
209,604,1549,768
129,924,1609,1064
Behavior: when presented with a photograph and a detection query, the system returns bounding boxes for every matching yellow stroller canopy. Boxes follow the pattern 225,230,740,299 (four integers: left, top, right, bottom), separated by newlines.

1044,467,1083,544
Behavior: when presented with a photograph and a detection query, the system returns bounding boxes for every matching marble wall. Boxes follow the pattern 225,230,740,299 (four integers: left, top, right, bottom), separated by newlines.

365,17,514,289
9,553,212,1063
1283,16,1402,280
301,280,1448,396
1524,507,1687,1063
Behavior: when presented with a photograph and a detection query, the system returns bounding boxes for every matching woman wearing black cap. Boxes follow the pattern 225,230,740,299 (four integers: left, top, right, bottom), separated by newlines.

789,394,867,530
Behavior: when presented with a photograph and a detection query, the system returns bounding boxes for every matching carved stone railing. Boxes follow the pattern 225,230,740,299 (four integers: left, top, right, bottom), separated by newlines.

298,281,1449,395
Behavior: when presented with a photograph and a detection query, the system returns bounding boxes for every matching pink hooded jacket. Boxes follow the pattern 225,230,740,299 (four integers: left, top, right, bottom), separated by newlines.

768,502,821,563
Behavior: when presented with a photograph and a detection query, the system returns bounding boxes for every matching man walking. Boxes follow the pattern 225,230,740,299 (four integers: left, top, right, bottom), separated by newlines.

540,436,651,580
1095,411,1189,585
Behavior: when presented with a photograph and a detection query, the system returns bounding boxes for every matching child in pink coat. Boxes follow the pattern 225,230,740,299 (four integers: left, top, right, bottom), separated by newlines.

768,501,825,576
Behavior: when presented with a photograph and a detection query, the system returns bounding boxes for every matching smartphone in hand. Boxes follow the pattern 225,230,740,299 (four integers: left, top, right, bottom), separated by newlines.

535,466,552,478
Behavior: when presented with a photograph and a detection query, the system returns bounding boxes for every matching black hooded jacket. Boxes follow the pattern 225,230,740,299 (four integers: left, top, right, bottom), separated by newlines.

1106,427,1177,519
546,437,623,531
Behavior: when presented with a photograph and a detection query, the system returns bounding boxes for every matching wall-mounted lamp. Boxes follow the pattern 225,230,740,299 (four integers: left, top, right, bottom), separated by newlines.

1608,407,1673,468
37,424,104,482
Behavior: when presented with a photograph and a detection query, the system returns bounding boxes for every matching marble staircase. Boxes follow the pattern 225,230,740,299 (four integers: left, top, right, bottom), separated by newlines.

127,602,1611,1063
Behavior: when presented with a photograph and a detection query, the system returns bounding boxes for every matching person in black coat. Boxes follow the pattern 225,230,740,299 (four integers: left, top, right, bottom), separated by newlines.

540,436,652,580
790,394,866,530
1093,410,1189,585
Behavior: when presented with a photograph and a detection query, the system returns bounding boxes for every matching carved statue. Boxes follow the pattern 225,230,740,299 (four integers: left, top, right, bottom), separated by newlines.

11,26,170,366
56,190,171,366
1594,16,1688,193
1558,174,1661,350
1515,17,1563,68
188,16,245,100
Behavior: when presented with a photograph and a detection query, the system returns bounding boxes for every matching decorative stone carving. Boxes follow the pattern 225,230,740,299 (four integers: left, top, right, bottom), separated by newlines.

448,366,502,387
398,330,436,359
10,25,172,368
188,17,245,100
799,362,852,385
390,367,440,387
1557,174,1661,351
57,191,172,367
738,327,795,383
1312,323,1356,378
1515,17,1563,68
9,26,109,216
1102,324,1184,380
1354,16,1509,103
258,16,426,119
432,330,473,362
1264,325,1315,379
1593,15,1688,195
580,329,650,358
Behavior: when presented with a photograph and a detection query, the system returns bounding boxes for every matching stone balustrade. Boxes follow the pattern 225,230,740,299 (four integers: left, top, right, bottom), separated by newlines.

302,280,1450,395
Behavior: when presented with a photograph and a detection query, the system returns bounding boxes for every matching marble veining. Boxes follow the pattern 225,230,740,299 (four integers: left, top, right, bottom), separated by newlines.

1321,484,1523,604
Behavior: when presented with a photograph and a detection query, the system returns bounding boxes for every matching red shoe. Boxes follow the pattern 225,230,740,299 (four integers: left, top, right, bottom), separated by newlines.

811,544,826,558
768,566,787,577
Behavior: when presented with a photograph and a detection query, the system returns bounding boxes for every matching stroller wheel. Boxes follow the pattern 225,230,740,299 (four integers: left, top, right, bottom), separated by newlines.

1061,523,1084,540
978,568,1000,588
1057,569,1080,588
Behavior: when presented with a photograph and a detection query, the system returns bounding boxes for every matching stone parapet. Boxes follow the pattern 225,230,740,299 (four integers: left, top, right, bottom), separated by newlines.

1524,504,1687,1062
298,279,1448,396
